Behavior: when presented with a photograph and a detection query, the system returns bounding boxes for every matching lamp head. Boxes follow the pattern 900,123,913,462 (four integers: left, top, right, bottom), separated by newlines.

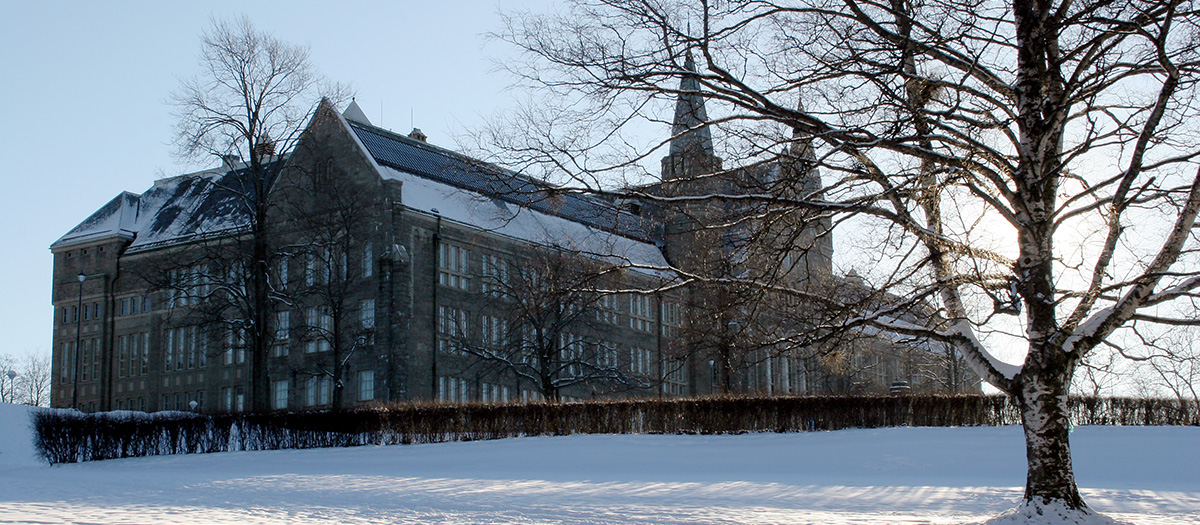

77,273,86,283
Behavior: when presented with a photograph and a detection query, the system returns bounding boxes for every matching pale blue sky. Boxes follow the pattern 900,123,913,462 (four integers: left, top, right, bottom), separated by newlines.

0,1,552,360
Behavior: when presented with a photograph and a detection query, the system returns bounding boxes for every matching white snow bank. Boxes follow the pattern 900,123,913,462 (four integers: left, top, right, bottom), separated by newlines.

0,403,42,468
0,403,1196,524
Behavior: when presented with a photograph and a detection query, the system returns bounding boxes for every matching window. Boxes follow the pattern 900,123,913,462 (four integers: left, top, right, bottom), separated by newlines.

224,327,246,364
358,370,375,402
305,376,331,406
597,341,620,368
276,256,289,290
599,294,620,324
360,299,375,330
164,330,175,372
81,341,90,381
437,306,468,354
629,294,652,332
630,346,654,375
480,315,507,348
272,380,289,410
140,333,150,375
305,252,316,286
117,335,129,378
481,253,507,295
275,311,290,341
662,358,688,396
559,333,584,377
273,311,290,357
305,307,332,353
196,328,207,368
438,376,469,402
480,383,510,403
438,242,470,290
661,301,682,338
185,326,197,369
362,242,374,278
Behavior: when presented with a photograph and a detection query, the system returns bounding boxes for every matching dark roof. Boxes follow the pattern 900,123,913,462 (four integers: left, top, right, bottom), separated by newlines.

51,164,274,253
348,121,657,243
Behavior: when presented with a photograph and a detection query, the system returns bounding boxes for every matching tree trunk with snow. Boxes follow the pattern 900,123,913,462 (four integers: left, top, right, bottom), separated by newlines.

1017,359,1083,508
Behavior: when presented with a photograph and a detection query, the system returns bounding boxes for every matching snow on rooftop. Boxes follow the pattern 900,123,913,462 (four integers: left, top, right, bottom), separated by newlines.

51,192,141,248
380,164,669,273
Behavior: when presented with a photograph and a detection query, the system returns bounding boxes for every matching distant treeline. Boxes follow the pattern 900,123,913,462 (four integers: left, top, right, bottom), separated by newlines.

32,394,1198,464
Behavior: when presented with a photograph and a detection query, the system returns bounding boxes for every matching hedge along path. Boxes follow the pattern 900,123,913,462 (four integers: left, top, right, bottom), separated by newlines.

30,394,1198,464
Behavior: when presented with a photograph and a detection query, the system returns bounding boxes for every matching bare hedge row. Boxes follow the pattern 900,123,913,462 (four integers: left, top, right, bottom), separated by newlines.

32,394,1198,464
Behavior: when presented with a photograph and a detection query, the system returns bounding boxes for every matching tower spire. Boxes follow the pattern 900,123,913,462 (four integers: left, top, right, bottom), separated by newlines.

662,52,721,182
668,53,714,158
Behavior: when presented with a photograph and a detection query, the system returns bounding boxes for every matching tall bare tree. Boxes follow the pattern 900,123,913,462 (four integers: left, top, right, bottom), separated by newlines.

483,0,1200,518
456,245,652,401
171,16,346,411
274,147,382,410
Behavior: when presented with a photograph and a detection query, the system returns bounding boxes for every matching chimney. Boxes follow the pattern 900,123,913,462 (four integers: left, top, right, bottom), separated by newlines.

408,128,428,142
254,133,276,157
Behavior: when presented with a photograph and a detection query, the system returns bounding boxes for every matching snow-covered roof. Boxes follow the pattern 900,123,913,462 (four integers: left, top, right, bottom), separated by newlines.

347,121,657,243
53,103,665,271
52,192,142,249
378,165,668,271
51,167,254,253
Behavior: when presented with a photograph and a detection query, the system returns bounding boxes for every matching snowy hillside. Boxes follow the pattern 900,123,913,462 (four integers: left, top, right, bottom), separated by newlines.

0,403,1196,524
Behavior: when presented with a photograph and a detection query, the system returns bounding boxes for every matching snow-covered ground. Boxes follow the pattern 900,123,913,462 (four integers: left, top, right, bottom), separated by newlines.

0,403,1196,524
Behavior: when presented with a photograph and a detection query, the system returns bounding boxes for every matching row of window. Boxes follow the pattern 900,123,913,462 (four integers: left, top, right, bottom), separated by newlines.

61,294,158,322
270,370,376,410
164,242,376,310
436,377,592,404
437,243,674,331
57,339,102,382
61,302,104,324
62,244,108,258
271,300,376,356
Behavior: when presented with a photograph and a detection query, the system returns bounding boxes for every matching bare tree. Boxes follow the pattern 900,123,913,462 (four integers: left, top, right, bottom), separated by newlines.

16,353,51,407
455,245,653,401
482,0,1200,517
0,353,51,406
274,145,382,410
171,16,346,411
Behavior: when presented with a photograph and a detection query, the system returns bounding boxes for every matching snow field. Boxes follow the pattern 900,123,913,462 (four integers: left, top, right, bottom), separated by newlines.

0,403,1196,524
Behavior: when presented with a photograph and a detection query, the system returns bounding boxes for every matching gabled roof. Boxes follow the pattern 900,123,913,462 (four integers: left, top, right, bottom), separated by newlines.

51,166,258,253
53,192,143,248
53,104,660,258
347,121,657,243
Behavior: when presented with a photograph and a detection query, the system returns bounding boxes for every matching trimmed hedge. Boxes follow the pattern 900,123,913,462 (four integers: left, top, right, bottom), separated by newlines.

31,394,1198,464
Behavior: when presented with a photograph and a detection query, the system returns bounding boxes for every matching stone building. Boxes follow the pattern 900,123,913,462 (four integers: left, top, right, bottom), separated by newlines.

50,77,972,413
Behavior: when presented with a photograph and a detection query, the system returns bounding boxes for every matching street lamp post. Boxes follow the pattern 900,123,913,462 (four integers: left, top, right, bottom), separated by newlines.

72,272,86,410
4,370,17,403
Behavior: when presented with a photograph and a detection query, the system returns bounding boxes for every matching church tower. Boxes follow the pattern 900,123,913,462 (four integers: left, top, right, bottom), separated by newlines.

659,53,725,274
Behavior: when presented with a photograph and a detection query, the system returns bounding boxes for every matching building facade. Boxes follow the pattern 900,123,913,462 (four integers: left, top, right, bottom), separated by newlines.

51,80,973,413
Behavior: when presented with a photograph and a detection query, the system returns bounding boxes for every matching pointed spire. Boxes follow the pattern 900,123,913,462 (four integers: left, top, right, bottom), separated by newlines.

789,97,822,195
668,53,714,157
